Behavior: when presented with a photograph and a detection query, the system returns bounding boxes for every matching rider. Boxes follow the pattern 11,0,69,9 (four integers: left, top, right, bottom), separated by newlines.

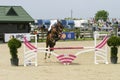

48,20,57,31
47,20,60,41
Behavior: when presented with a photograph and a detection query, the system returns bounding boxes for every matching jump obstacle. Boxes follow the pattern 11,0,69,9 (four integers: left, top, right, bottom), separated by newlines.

23,32,109,66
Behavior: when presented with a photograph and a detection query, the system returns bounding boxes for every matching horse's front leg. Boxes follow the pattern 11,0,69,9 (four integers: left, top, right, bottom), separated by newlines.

48,45,55,58
48,48,53,58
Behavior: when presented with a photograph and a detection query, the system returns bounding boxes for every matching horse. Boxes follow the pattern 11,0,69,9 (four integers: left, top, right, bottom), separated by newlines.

45,20,64,59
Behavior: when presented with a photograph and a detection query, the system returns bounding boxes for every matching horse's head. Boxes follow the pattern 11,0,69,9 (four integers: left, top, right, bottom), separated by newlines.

55,20,64,39
56,20,64,34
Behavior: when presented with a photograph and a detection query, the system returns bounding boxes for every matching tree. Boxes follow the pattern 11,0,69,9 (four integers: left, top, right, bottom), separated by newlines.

95,10,109,21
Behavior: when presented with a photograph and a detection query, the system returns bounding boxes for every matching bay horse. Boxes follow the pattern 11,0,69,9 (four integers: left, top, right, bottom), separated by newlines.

45,20,64,59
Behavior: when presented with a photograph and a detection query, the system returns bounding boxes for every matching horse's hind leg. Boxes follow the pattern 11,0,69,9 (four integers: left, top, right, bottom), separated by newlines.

48,45,54,58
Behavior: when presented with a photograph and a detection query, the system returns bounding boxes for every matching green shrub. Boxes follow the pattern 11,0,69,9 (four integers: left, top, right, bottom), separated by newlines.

107,36,120,47
107,36,120,57
8,38,21,59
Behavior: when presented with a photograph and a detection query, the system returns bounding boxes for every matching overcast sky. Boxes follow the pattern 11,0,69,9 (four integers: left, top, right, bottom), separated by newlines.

0,0,120,19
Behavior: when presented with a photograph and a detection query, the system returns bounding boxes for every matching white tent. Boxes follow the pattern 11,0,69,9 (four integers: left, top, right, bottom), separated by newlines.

74,20,88,28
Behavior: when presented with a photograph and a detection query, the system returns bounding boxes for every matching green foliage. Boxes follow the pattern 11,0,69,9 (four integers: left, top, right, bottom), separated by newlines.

107,36,120,57
95,10,109,21
8,38,21,59
64,17,72,20
107,36,120,47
